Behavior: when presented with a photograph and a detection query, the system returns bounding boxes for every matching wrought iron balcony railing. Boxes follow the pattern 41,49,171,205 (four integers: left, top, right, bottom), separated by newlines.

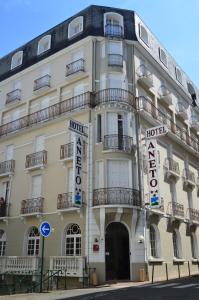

103,135,134,153
66,59,85,76
189,208,199,222
105,24,123,38
136,65,153,88
20,197,44,215
60,142,86,160
165,158,180,175
108,54,123,67
25,150,47,169
6,89,21,104
0,92,91,138
57,192,84,209
0,160,15,175
33,74,51,91
168,202,184,218
94,88,135,107
93,188,141,207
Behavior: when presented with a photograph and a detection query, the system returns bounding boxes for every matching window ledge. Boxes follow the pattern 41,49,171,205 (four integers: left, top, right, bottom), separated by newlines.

191,258,199,263
148,257,164,263
173,258,185,263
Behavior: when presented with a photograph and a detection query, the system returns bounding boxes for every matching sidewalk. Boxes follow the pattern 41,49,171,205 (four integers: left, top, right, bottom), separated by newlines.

0,281,150,300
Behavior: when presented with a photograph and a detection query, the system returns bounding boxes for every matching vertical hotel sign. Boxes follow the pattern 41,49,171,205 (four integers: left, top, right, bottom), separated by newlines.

69,119,85,207
145,125,168,208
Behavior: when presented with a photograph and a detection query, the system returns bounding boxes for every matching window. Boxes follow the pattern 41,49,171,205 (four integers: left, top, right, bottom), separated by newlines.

37,35,51,55
172,230,181,258
159,48,168,67
97,114,102,143
5,144,14,160
2,181,10,203
175,67,182,84
108,41,123,55
11,51,23,70
104,12,124,36
149,225,158,258
32,175,42,198
35,135,45,152
68,16,83,39
27,227,40,256
0,230,6,256
65,224,81,256
139,24,149,46
191,233,198,259
107,160,129,188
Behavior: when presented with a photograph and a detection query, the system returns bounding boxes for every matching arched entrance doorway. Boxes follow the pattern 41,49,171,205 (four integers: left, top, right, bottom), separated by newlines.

105,222,130,281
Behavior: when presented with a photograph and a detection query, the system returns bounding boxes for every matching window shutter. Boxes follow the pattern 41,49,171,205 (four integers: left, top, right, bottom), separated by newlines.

35,136,45,152
6,145,14,160
32,175,42,198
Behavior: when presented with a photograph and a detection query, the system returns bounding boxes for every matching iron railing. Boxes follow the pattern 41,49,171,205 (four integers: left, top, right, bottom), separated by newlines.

20,197,44,214
57,192,84,209
60,142,87,160
105,24,123,38
168,202,184,217
93,188,141,207
94,88,135,107
103,135,134,153
183,169,195,183
165,158,180,175
6,89,21,104
108,54,123,67
139,96,199,154
0,92,92,138
25,150,47,169
189,208,199,222
0,160,15,175
66,59,85,76
33,74,51,91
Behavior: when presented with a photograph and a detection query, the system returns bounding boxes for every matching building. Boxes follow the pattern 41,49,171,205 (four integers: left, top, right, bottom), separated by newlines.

0,5,199,288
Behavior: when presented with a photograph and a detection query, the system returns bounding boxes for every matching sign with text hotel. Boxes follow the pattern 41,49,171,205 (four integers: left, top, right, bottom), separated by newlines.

145,125,168,139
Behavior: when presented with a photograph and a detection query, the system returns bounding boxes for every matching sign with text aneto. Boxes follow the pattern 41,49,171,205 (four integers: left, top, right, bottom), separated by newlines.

146,139,160,208
73,134,83,207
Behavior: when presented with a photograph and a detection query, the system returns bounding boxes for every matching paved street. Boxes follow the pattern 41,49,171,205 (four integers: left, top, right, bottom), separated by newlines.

62,277,199,300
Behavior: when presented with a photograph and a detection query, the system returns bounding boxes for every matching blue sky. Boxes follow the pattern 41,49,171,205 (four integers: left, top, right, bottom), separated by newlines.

0,0,199,86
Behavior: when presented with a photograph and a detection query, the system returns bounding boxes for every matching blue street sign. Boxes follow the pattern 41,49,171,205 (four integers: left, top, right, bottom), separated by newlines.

39,221,51,238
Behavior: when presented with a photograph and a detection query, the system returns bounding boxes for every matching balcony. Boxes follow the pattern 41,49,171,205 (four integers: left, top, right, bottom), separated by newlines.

0,256,40,274
60,142,86,161
66,59,85,76
164,158,180,182
183,169,196,191
6,89,21,105
0,160,15,177
20,197,44,216
168,202,184,218
25,150,47,170
103,135,134,153
190,117,199,131
94,88,135,107
176,102,188,120
93,188,141,207
33,74,51,93
0,92,91,138
158,86,172,106
49,256,85,277
188,208,199,223
108,54,123,67
136,65,153,89
104,24,123,38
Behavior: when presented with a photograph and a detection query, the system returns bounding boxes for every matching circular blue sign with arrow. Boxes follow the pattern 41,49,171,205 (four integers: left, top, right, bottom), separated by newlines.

39,221,51,238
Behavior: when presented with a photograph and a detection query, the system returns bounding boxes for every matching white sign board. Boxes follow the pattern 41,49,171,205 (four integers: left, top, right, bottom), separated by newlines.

146,139,160,208
69,119,85,136
146,125,168,139
73,134,83,207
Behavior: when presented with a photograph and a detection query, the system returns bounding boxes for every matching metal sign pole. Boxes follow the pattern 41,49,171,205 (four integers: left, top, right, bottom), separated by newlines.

40,235,45,293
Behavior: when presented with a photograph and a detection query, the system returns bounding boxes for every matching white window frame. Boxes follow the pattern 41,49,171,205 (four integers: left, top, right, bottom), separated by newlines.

27,227,40,256
65,224,81,256
68,16,83,39
11,51,23,70
37,35,51,55
139,24,149,46
149,224,161,258
159,48,168,68
104,12,124,32
172,229,182,259
0,230,6,256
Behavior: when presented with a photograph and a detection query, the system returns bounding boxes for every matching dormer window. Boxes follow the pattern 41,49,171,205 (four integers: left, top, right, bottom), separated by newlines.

68,16,83,39
175,67,182,84
139,24,149,46
104,12,124,38
37,35,51,55
11,51,23,70
159,48,168,67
